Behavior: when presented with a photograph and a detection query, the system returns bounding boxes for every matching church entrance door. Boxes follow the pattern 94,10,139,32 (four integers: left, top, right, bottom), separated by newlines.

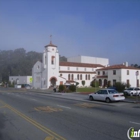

50,77,57,87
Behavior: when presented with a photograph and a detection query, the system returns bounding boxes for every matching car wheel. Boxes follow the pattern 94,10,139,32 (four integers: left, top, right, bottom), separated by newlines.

106,98,111,103
89,96,94,101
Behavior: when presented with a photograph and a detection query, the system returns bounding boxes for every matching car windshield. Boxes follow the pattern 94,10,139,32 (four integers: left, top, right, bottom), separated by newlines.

108,89,118,94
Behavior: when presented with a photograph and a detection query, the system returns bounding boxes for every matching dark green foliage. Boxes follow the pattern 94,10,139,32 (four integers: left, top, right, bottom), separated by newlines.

81,80,85,86
59,55,67,62
114,82,126,92
107,81,112,87
90,80,99,87
59,85,65,92
76,82,79,86
69,84,76,92
0,48,67,82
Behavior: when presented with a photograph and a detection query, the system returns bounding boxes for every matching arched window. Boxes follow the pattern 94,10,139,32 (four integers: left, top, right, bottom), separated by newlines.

85,74,87,80
71,74,74,81
68,74,70,80
80,74,82,80
51,56,55,64
77,74,79,80
88,74,90,80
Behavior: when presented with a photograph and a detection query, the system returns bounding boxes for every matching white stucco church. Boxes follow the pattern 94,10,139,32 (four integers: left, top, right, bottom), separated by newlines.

32,40,109,89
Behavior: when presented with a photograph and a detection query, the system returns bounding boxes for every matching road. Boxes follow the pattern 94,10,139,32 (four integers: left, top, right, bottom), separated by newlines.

0,88,140,140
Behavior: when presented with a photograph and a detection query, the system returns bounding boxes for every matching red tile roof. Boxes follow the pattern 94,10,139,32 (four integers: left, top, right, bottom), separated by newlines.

59,71,96,74
59,62,104,68
97,76,108,78
97,64,140,70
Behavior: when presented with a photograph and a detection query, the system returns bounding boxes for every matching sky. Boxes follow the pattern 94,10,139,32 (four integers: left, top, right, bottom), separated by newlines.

0,0,140,65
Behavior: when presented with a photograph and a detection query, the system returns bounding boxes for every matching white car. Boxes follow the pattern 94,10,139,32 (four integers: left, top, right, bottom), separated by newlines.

124,87,140,96
89,89,125,103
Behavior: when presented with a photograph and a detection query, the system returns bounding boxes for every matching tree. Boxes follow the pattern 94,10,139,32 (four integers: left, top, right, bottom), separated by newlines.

81,80,85,86
0,48,68,82
114,82,126,92
90,80,99,87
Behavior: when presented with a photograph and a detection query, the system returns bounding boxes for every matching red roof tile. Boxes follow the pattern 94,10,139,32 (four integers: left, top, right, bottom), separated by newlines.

59,71,96,74
97,64,140,70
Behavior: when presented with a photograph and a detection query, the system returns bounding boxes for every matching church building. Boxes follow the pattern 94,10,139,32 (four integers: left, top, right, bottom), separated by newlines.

32,40,109,89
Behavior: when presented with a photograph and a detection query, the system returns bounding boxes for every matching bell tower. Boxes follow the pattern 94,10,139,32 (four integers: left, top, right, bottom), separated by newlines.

42,35,59,88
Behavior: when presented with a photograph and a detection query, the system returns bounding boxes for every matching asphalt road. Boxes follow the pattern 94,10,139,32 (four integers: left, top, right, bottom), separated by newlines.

0,88,140,140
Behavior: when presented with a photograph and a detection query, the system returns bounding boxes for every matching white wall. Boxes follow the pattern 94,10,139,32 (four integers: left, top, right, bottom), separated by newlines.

9,76,32,85
67,55,109,66
32,61,42,89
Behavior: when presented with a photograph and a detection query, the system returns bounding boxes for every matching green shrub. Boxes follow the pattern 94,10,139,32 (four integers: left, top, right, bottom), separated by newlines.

69,84,76,92
114,82,125,92
90,80,99,87
59,85,65,92
81,80,85,86
107,81,112,87
76,82,79,86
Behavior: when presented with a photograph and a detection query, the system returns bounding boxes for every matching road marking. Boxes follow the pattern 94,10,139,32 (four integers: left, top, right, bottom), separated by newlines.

0,105,6,109
0,100,66,140
34,106,63,113
57,105,71,109
130,121,140,125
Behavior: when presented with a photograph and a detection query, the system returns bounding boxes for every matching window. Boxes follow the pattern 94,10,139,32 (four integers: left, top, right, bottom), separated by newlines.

113,79,116,86
98,71,100,75
77,74,79,80
44,80,46,85
92,68,94,71
101,90,108,94
103,71,105,75
45,55,46,64
113,70,116,75
37,65,39,69
60,74,62,77
85,74,87,80
85,68,86,71
76,67,78,71
68,67,70,70
68,74,70,80
88,74,90,80
80,74,82,80
71,74,74,81
127,79,129,86
51,56,55,64
97,90,102,94
127,70,129,75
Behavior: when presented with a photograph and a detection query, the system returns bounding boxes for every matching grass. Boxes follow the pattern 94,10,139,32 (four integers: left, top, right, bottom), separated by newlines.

76,87,100,93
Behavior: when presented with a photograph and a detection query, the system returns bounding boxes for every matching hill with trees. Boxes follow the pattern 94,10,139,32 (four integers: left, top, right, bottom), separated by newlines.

0,48,67,82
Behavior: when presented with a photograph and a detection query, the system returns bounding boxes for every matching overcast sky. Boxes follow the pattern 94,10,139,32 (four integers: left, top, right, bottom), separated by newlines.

0,0,140,65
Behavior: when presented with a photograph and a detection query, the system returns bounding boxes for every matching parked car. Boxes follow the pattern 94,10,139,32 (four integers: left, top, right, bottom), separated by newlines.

89,89,125,103
24,84,32,89
135,88,140,96
123,87,140,96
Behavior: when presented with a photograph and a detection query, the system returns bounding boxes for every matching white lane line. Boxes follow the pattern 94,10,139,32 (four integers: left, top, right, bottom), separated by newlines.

57,105,71,109
129,121,140,125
